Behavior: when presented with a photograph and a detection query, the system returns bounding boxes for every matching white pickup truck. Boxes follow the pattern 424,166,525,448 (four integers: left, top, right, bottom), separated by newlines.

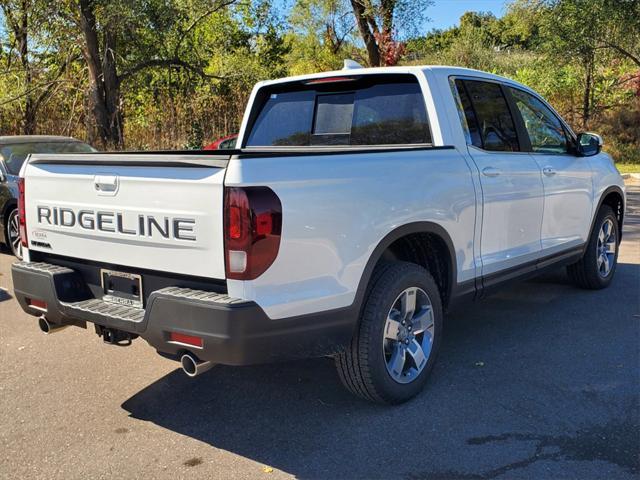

12,65,625,404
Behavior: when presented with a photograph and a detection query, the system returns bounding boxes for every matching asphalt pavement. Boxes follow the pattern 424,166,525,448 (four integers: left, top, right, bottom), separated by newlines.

1,185,638,480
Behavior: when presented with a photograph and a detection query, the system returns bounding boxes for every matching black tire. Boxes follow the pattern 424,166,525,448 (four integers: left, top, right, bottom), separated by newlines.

5,208,23,260
567,205,619,289
335,261,443,404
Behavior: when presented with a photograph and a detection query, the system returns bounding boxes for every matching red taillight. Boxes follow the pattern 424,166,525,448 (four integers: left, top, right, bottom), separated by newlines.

228,205,244,240
18,177,27,247
169,332,203,348
224,187,282,280
27,298,47,310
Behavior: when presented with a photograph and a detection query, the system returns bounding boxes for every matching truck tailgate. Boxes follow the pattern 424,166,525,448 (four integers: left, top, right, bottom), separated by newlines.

22,154,228,279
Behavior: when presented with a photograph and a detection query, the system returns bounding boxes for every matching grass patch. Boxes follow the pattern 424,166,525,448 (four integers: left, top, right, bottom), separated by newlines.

616,163,640,174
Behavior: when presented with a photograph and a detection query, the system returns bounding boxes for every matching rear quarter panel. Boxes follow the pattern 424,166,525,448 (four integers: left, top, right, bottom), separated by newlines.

225,148,477,319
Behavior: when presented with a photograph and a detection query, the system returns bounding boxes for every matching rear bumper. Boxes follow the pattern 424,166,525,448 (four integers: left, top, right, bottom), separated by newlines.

11,261,355,365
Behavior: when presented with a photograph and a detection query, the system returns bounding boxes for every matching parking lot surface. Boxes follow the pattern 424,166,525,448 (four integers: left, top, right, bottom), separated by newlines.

1,185,638,480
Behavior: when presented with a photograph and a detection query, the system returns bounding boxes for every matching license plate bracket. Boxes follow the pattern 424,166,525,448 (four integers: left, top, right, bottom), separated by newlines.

100,269,143,308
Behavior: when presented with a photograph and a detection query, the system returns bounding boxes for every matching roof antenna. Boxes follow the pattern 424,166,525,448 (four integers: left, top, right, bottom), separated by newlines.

343,59,364,70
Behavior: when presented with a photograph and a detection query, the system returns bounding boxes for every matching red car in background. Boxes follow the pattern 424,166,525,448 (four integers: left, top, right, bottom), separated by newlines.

204,134,238,150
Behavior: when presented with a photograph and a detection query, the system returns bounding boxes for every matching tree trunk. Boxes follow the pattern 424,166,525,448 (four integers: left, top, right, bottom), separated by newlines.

5,0,37,134
350,0,380,67
78,0,123,148
102,29,123,146
582,56,593,129
18,36,36,134
380,0,395,34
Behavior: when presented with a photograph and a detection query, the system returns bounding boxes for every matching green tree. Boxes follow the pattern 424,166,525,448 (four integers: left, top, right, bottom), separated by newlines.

67,0,242,148
1,0,75,134
287,0,354,74
493,0,545,49
541,0,640,127
598,0,640,67
349,0,432,66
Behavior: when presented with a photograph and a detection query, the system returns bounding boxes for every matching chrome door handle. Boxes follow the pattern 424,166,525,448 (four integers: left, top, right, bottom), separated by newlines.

542,167,557,176
482,167,501,177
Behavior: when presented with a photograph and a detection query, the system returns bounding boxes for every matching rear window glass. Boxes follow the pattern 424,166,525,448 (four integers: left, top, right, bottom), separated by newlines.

246,75,431,147
245,90,315,146
315,93,354,134
1,141,95,175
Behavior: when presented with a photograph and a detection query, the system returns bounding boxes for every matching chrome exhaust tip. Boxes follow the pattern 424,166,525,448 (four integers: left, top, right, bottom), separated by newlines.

180,353,214,378
38,316,68,334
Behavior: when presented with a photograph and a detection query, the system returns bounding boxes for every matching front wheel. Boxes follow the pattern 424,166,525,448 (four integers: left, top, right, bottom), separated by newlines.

6,209,23,260
568,205,619,289
335,262,443,404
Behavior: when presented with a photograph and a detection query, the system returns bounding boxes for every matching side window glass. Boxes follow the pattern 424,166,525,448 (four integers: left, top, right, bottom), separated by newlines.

509,88,569,154
463,80,520,152
452,79,482,148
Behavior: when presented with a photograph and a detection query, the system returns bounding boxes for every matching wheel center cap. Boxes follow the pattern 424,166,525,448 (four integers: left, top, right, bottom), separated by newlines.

398,326,409,341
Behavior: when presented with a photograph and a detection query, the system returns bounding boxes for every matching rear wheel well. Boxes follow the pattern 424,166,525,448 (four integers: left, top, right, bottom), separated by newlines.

601,191,624,237
378,232,452,307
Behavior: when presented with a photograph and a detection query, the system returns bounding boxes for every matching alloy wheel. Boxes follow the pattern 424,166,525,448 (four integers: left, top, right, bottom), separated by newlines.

596,218,616,278
383,287,435,384
8,209,23,259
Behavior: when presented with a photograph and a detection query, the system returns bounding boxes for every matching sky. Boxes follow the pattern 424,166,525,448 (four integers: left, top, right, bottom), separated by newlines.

273,0,510,36
0,1,509,42
426,0,508,30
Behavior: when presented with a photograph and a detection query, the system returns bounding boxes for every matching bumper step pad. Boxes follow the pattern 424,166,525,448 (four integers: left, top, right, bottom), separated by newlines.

155,286,247,305
62,298,146,323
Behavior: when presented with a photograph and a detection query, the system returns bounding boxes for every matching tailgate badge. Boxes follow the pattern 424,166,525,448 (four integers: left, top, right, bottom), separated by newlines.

94,174,119,196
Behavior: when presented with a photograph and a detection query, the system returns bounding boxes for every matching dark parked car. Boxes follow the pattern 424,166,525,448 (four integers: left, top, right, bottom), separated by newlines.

0,136,95,259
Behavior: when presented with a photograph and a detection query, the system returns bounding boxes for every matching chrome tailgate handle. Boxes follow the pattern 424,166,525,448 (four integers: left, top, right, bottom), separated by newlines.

94,174,119,195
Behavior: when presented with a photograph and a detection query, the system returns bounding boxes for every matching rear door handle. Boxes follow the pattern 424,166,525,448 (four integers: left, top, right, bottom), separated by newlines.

482,167,501,177
542,167,557,176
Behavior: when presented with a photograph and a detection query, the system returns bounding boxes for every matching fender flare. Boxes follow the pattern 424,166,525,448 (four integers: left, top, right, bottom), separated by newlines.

351,221,459,314
590,185,625,241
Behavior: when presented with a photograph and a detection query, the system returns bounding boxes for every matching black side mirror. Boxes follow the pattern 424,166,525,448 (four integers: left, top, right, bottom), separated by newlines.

576,132,603,156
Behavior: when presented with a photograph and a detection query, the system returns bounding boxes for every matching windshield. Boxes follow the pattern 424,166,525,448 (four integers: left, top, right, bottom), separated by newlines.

0,141,95,175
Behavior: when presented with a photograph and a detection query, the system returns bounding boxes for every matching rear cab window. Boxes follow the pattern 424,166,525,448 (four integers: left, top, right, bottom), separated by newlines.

245,74,432,147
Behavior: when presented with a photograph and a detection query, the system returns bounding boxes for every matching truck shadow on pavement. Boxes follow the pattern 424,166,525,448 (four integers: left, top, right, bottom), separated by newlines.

122,264,640,479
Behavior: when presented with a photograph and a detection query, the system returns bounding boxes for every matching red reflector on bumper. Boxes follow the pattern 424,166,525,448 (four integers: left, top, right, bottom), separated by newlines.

169,332,203,348
28,298,47,310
